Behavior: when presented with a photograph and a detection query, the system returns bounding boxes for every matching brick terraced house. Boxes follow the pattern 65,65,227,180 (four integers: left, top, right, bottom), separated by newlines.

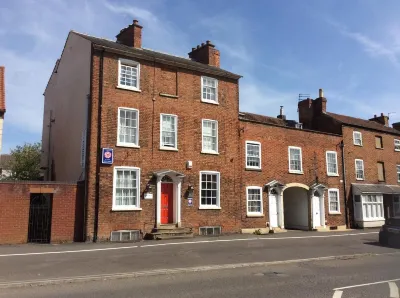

42,20,396,242
299,90,400,228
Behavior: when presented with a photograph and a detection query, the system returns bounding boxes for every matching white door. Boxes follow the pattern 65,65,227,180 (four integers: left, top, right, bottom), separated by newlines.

313,196,321,227
269,194,278,228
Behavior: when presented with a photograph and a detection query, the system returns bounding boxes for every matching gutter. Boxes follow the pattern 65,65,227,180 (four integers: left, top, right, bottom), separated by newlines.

93,49,105,242
340,140,349,228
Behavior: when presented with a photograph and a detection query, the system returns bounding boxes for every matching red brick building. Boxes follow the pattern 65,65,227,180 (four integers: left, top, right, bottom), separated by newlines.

42,20,394,242
299,90,400,228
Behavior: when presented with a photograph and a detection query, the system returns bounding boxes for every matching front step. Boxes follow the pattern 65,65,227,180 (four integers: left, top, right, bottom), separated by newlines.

147,225,194,240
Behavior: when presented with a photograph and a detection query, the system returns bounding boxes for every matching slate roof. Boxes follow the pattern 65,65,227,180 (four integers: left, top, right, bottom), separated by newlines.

0,66,5,112
327,112,400,135
239,112,288,127
72,31,241,80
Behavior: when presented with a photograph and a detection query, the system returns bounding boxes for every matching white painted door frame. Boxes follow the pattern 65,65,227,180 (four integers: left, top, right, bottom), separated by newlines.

156,174,183,227
310,188,326,229
268,187,284,229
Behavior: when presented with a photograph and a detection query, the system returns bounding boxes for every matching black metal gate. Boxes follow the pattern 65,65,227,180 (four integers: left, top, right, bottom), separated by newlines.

28,193,53,243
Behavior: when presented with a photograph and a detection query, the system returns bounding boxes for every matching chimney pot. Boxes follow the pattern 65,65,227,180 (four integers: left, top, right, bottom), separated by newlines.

196,45,200,49
319,88,324,98
280,106,284,116
192,47,196,51
206,40,211,44
201,42,205,46
381,112,384,116
133,19,138,24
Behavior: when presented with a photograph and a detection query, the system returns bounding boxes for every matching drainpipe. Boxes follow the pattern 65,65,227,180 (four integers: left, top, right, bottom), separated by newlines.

340,140,349,228
93,49,105,242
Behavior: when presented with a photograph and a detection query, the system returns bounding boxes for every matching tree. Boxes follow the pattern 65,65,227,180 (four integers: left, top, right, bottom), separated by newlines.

4,142,42,180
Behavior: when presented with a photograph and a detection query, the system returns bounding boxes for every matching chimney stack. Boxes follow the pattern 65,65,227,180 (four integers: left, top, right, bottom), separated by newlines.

188,40,220,67
392,122,400,131
277,106,286,120
369,113,389,127
116,19,143,48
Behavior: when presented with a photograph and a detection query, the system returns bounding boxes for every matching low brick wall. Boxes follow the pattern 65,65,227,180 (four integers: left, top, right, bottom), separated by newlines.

0,181,84,244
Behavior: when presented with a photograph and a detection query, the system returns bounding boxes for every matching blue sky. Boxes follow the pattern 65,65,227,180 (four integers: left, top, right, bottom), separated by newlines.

1,0,400,153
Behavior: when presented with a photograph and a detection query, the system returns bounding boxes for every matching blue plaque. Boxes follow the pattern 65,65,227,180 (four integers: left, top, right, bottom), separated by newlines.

101,148,113,164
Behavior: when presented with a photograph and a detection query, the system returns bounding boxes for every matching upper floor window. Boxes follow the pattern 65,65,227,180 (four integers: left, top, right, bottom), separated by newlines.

395,139,400,152
117,107,139,147
353,131,363,146
328,188,340,214
377,162,385,182
199,171,220,209
113,167,141,211
201,76,218,104
246,186,263,216
160,114,177,150
118,58,140,91
397,165,400,183
288,146,303,174
246,141,261,169
202,119,218,154
375,136,383,149
355,159,365,180
326,151,338,176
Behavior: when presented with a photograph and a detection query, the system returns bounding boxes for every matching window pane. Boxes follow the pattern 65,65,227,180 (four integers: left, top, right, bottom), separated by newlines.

247,188,262,213
202,77,218,102
327,152,337,174
115,169,138,207
290,148,301,171
120,64,138,88
200,173,219,206
118,109,138,145
247,143,260,168
202,120,217,152
161,115,177,147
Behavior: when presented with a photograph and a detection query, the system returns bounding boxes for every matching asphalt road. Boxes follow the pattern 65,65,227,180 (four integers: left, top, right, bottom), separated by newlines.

1,253,399,298
0,229,399,297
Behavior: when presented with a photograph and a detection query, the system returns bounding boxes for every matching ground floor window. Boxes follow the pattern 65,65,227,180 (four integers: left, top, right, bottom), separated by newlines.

394,196,400,216
113,167,140,210
361,194,383,219
328,189,340,213
246,186,263,215
199,171,220,208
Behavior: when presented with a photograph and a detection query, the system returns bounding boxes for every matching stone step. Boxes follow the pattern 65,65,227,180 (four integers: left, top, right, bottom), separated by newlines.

152,227,192,233
154,233,194,240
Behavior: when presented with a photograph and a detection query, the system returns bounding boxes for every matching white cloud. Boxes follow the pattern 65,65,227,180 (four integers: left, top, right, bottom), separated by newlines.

327,19,400,66
104,1,158,23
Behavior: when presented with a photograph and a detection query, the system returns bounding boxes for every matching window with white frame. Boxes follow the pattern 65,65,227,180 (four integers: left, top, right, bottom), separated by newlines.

160,114,177,149
202,119,218,153
328,188,340,213
395,139,400,152
397,165,400,182
200,171,220,208
361,194,383,219
118,58,140,91
113,167,140,210
201,76,218,103
353,131,363,146
289,146,303,173
355,159,365,180
246,187,263,215
117,108,139,147
246,141,261,169
326,151,338,176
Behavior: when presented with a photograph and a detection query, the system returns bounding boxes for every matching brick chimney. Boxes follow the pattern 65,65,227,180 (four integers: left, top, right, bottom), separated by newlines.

393,122,400,131
188,41,220,67
314,88,327,115
369,113,389,127
298,97,313,129
116,20,142,48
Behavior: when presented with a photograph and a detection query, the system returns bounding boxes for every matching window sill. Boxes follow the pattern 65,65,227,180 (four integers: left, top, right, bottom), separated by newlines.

201,151,219,155
375,147,384,150
201,99,219,105
116,143,140,149
246,214,264,218
329,211,342,215
116,85,141,93
245,167,262,171
327,174,339,177
356,178,365,181
289,171,304,175
199,206,221,210
112,207,142,212
159,93,179,99
354,144,363,147
395,149,400,152
160,147,178,152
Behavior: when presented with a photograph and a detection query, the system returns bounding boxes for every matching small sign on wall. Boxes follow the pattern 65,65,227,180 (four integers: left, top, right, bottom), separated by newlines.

101,148,113,164
188,198,193,207
144,192,153,199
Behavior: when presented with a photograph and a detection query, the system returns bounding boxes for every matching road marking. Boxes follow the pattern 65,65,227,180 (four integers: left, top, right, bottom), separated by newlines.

389,282,399,298
0,231,378,257
332,290,343,298
334,278,400,290
0,251,397,289
0,246,138,257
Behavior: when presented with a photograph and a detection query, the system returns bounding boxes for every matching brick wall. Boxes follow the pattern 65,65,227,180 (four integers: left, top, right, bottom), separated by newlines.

342,126,400,226
0,182,84,244
239,121,346,229
86,50,241,240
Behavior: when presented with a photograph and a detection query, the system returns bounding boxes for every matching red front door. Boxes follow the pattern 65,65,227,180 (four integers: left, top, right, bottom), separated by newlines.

161,183,173,224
